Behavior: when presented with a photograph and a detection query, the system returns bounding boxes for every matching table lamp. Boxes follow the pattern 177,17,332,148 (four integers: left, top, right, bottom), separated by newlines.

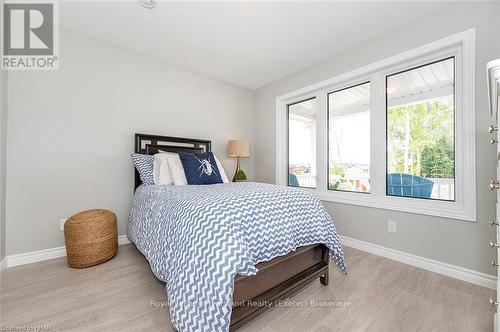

228,139,250,182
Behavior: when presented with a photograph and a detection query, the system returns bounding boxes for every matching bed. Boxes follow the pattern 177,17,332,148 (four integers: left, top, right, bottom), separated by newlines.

128,133,345,331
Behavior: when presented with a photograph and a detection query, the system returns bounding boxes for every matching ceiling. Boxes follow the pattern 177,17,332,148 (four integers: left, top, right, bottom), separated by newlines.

60,1,452,90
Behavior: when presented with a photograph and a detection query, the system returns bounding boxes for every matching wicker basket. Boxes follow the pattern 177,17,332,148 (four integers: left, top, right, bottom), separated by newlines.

64,209,118,268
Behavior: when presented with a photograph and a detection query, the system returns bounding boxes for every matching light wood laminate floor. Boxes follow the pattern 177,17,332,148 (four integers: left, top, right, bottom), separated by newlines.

0,244,495,331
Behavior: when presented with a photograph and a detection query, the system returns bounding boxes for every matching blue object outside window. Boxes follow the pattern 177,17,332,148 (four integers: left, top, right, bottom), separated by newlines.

387,173,434,199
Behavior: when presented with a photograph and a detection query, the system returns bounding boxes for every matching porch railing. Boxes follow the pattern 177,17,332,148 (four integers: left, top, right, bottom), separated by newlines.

292,174,454,201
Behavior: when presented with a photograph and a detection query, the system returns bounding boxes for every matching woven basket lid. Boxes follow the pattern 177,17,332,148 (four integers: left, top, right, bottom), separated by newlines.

67,209,116,225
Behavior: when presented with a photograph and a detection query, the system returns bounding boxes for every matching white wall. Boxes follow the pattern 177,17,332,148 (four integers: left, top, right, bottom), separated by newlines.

0,70,7,261
254,2,500,274
5,28,255,256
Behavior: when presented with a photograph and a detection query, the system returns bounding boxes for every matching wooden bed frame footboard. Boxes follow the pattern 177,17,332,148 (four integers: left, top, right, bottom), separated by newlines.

230,244,329,330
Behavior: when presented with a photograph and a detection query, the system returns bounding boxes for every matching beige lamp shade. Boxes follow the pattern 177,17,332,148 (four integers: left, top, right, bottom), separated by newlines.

228,140,250,157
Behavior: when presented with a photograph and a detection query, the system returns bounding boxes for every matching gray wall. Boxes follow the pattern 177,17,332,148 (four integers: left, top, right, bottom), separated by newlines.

0,70,7,261
5,28,255,256
254,2,500,274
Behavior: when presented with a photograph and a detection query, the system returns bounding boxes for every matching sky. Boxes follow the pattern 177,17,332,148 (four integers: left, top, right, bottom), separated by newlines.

329,111,370,165
288,110,370,167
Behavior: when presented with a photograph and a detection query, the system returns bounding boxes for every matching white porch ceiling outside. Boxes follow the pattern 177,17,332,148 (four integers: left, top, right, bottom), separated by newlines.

327,58,454,117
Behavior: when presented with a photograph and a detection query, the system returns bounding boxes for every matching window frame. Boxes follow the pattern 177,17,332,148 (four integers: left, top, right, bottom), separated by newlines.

275,28,476,221
385,56,456,202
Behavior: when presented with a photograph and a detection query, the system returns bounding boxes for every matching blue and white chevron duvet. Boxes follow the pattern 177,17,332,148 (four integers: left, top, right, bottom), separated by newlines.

128,182,345,332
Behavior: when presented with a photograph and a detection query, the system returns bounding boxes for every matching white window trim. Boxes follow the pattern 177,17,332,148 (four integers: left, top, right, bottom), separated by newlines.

276,28,476,221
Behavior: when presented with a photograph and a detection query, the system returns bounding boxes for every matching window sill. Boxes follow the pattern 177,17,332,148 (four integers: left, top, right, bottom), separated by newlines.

297,188,476,222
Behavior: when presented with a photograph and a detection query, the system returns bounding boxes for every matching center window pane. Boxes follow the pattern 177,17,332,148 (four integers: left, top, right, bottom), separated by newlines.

386,57,455,201
328,82,371,193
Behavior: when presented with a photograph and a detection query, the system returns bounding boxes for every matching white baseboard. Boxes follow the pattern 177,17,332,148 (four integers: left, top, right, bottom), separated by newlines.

341,235,497,290
118,235,131,246
2,235,131,268
5,245,67,268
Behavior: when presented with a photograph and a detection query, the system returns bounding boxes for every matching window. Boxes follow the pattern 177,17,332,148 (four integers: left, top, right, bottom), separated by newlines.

276,29,475,221
288,98,316,188
328,82,371,193
386,58,455,201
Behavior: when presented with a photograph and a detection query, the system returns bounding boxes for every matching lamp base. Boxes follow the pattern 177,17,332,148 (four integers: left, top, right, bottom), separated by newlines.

232,157,247,182
233,169,247,182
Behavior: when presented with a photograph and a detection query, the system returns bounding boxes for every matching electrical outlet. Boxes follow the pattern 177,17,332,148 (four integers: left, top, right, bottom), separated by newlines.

388,220,397,233
60,218,67,231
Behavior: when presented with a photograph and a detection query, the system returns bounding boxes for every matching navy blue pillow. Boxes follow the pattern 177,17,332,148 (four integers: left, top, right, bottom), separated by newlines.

178,152,223,185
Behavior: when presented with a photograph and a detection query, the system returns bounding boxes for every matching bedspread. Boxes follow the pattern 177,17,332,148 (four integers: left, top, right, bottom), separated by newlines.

128,182,345,332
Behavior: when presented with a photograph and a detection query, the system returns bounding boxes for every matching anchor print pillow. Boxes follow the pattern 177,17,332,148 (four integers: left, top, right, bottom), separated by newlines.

178,152,223,185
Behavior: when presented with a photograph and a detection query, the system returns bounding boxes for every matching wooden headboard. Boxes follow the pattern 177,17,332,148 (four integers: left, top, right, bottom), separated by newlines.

134,133,211,190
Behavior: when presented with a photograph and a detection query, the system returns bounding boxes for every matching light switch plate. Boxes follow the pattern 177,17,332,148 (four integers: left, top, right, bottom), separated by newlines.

388,220,397,233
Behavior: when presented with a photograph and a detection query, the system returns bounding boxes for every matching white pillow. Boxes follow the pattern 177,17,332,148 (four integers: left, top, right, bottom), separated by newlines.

214,155,229,183
164,152,188,186
153,153,173,185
